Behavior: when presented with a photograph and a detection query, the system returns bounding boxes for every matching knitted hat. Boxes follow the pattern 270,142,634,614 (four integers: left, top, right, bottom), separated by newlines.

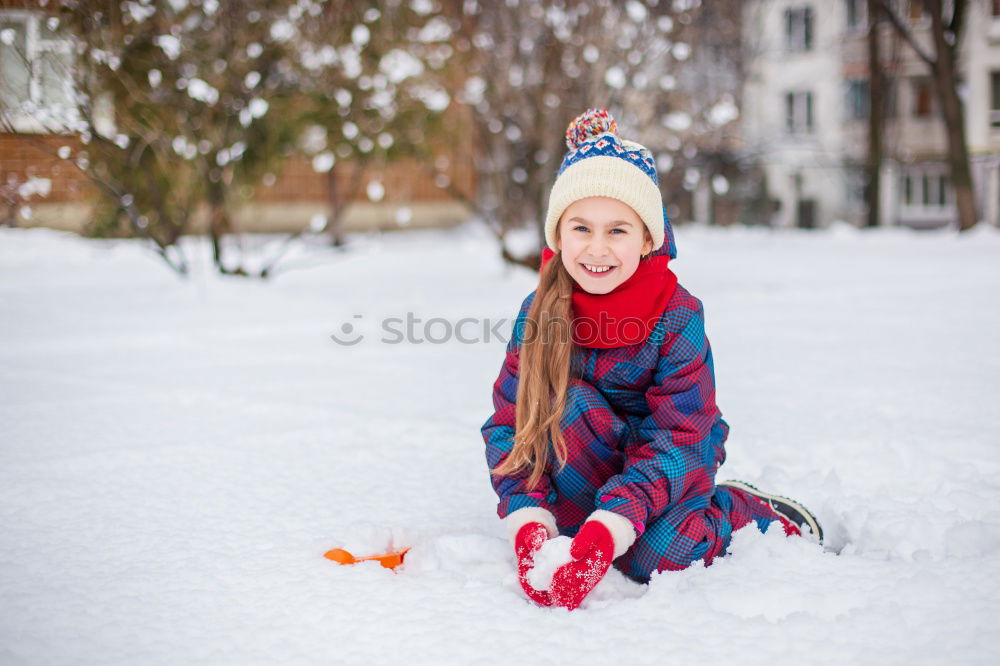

544,108,675,258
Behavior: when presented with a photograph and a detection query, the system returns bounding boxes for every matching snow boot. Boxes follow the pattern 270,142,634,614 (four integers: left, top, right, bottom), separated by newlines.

717,479,824,544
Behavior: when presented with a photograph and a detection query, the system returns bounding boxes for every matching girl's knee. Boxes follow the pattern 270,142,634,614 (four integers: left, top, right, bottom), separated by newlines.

615,510,721,581
560,379,629,445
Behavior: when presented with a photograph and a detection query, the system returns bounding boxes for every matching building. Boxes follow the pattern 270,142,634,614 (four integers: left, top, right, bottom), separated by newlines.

741,0,1000,229
0,5,472,235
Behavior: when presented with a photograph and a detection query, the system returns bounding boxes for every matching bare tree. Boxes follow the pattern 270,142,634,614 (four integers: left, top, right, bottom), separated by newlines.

867,0,884,228
879,0,976,230
293,1,452,249
438,0,686,268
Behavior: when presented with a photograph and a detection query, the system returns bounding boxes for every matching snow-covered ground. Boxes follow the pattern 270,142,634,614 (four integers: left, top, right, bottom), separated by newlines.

1,222,998,665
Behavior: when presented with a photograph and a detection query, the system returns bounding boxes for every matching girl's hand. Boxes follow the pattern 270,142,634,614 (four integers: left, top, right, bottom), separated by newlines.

514,522,554,606
549,520,615,610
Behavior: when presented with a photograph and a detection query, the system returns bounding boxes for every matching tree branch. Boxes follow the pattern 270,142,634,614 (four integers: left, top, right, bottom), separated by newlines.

878,0,936,67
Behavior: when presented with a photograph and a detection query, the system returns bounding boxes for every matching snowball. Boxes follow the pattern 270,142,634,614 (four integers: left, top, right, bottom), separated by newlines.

524,536,574,591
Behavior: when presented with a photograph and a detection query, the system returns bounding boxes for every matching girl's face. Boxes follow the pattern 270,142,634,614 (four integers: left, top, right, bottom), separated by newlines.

556,196,653,295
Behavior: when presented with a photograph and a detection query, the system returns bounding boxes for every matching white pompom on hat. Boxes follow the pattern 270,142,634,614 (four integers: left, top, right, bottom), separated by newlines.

543,108,667,254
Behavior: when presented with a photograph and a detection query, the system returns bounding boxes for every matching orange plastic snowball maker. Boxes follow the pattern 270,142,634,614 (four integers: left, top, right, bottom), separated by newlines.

323,547,410,570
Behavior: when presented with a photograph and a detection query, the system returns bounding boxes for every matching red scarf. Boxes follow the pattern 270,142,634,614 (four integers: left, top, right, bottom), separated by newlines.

539,247,678,348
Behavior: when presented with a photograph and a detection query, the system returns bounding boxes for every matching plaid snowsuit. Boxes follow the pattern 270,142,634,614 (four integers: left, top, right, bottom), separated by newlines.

481,265,782,582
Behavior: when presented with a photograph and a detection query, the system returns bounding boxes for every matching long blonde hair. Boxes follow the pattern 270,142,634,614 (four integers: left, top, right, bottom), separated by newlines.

491,224,655,489
490,250,577,491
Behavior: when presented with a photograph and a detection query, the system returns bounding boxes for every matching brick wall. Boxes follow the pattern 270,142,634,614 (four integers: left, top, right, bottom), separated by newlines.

0,133,94,202
2,131,476,209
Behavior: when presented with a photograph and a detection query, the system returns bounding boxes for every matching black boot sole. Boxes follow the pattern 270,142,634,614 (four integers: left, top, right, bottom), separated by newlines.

717,479,824,545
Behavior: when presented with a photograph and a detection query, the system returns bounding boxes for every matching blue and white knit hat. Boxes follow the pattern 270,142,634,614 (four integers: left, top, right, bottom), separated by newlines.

544,108,672,256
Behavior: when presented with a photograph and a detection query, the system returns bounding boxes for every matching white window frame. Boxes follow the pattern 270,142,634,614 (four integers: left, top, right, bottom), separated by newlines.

785,6,814,52
0,10,77,134
901,164,951,212
845,0,867,32
845,78,870,121
785,89,815,134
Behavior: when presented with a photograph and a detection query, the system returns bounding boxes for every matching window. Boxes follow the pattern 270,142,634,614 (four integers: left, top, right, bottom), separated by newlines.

797,198,817,229
846,0,866,30
991,71,1000,128
785,6,814,51
0,11,75,130
883,76,899,118
785,90,814,133
993,0,1000,16
908,0,925,22
902,167,950,207
846,78,870,120
911,76,934,117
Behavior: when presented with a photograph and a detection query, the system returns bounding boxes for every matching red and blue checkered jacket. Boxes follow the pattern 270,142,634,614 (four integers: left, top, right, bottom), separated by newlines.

481,281,730,537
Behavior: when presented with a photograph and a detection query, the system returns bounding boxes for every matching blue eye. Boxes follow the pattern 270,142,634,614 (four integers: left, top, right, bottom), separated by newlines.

573,226,627,234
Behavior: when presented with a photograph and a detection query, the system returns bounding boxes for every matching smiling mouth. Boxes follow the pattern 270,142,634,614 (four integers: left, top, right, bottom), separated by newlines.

581,263,617,276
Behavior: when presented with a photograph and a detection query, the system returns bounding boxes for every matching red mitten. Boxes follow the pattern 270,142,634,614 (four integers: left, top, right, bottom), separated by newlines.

514,522,554,607
549,520,615,610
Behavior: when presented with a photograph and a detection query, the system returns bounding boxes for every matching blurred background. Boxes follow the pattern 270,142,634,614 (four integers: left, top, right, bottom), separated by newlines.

2,0,998,277
2,3,1000,661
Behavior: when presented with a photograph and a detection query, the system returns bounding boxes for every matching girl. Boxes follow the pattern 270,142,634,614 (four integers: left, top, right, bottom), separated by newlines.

481,109,822,610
